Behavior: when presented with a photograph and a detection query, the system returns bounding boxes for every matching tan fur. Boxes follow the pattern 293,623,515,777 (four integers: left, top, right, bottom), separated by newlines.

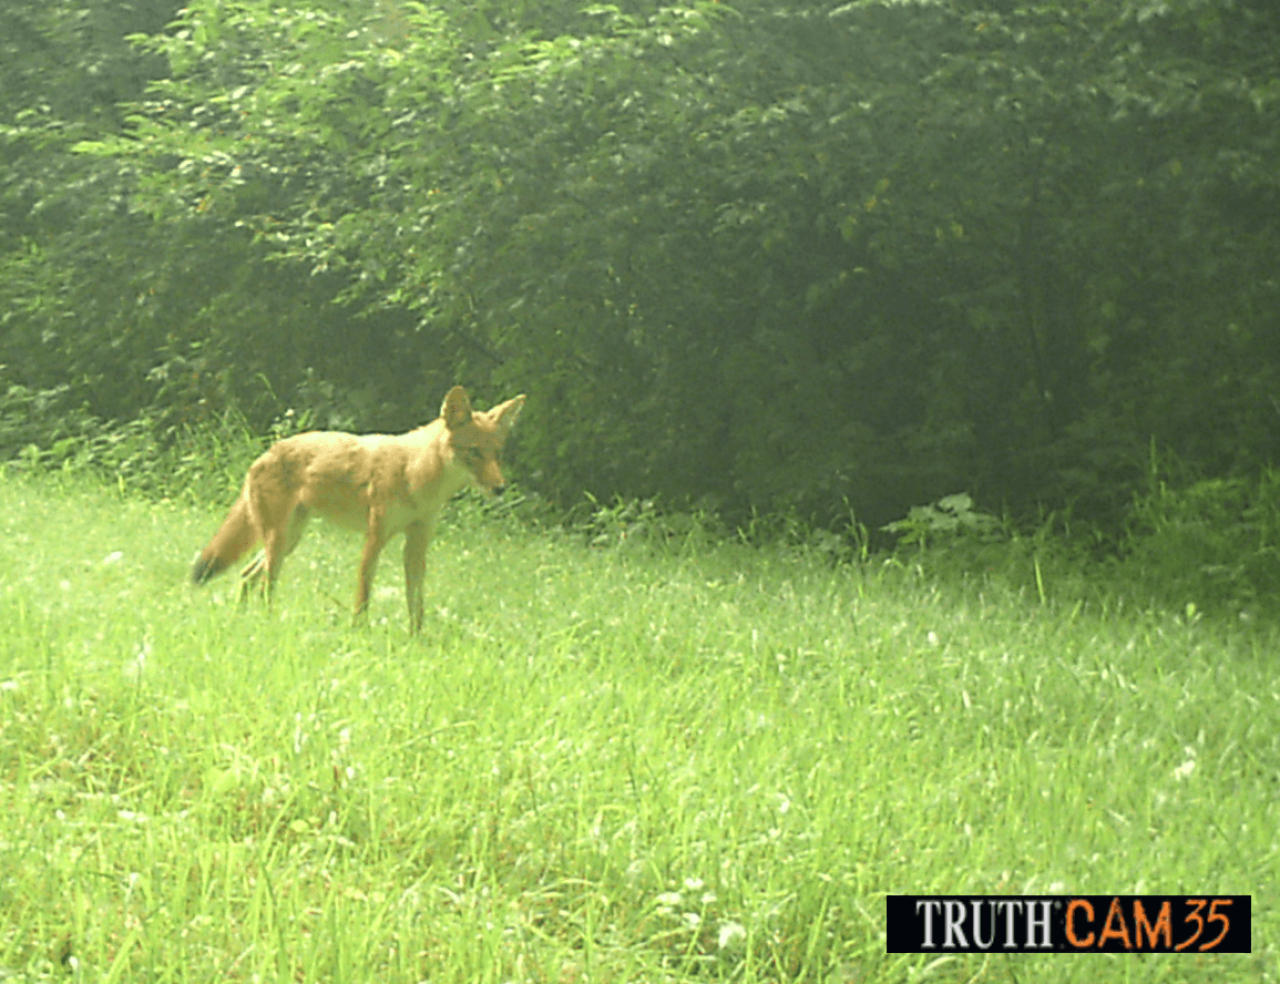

192,386,525,632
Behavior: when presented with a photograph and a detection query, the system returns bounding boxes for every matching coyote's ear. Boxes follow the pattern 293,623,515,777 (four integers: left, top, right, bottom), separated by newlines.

493,394,526,434
441,386,473,429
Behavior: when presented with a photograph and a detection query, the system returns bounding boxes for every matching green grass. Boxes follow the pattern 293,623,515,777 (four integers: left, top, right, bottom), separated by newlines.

0,472,1275,982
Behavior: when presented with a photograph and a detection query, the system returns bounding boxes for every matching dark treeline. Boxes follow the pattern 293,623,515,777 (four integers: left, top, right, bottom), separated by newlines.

2,0,1278,532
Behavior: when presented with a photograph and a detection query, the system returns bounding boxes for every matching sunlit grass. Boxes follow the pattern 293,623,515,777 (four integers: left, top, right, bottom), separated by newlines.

0,472,1275,982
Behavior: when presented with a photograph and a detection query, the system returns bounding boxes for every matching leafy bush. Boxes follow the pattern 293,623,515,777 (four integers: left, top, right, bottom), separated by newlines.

881,493,1003,550
0,383,101,463
1,382,264,504
573,493,726,557
1116,468,1280,616
880,493,1108,609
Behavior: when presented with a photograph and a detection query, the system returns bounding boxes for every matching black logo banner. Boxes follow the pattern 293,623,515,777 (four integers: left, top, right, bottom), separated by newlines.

886,895,1250,953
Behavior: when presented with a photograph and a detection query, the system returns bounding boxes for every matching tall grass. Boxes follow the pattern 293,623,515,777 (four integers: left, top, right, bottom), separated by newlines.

0,472,1275,982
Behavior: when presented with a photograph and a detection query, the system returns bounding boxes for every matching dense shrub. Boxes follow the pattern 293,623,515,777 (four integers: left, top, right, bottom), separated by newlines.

1115,468,1280,617
0,383,263,504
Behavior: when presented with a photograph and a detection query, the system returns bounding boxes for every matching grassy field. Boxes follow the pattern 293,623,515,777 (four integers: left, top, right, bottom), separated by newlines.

0,472,1275,982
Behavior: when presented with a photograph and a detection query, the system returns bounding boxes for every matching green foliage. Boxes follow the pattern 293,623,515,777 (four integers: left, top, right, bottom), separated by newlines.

3,0,1280,530
882,492,1003,551
0,379,263,504
573,492,726,556
1117,465,1280,617
879,464,1280,620
0,383,99,461
880,492,1085,608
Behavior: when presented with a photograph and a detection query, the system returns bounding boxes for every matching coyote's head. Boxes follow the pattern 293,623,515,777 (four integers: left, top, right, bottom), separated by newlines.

441,386,526,495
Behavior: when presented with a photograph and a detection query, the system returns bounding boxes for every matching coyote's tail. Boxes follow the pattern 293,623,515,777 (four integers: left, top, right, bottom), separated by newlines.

191,494,259,584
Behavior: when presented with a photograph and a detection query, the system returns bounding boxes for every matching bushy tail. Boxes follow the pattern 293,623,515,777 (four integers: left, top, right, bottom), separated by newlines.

192,494,259,584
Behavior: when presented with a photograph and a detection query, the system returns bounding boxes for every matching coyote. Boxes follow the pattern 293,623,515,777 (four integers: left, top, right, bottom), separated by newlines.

192,386,525,631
